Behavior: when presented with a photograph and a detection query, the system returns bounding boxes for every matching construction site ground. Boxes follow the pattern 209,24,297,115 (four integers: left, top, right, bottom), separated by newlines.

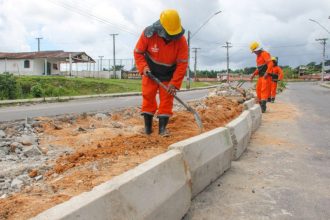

0,93,244,220
185,82,330,220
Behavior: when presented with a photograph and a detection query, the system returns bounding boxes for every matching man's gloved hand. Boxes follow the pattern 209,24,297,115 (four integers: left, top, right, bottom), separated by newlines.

167,84,177,96
143,66,150,76
264,73,269,79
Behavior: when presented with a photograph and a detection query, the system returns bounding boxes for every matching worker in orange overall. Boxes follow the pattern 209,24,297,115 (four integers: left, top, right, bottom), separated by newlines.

134,9,188,136
249,41,273,113
269,57,284,103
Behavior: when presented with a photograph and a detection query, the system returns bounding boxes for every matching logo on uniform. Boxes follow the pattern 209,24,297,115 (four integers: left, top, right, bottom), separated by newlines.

151,44,159,53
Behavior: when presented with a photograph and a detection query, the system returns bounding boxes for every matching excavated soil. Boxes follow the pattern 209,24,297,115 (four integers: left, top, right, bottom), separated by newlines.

0,96,243,220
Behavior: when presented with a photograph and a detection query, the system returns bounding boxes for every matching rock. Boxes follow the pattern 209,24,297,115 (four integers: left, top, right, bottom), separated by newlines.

0,193,8,199
111,121,123,129
28,169,38,178
0,147,10,155
76,126,87,132
17,135,36,146
23,145,42,157
95,113,107,120
10,178,23,189
52,122,62,130
35,175,43,181
0,130,6,138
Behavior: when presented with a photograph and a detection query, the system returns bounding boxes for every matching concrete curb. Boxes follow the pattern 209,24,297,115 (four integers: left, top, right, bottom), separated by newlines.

243,98,255,110
33,150,191,220
225,110,252,161
169,127,233,197
320,83,330,89
0,85,217,106
249,104,262,133
32,97,261,220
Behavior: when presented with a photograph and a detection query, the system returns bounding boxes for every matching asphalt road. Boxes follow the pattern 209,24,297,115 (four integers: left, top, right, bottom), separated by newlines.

0,89,210,122
185,82,330,220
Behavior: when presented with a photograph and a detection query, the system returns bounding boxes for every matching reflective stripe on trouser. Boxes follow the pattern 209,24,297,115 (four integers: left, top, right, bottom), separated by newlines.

271,81,278,98
141,75,174,116
256,77,270,101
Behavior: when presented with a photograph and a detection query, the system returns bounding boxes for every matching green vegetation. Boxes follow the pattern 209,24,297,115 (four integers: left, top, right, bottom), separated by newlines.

277,80,287,93
0,74,217,100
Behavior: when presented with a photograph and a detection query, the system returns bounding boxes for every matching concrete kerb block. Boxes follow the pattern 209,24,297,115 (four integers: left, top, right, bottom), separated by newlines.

33,150,191,220
240,110,253,139
226,111,251,161
249,104,262,133
169,127,233,197
243,98,255,110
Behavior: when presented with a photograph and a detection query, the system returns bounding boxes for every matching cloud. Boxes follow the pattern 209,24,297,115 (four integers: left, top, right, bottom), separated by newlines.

0,0,329,70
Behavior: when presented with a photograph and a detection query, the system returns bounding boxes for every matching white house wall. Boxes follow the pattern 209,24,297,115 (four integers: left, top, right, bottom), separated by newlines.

0,59,62,75
0,59,36,75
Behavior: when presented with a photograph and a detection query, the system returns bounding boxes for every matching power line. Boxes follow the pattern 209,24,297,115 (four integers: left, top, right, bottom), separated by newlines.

46,0,139,36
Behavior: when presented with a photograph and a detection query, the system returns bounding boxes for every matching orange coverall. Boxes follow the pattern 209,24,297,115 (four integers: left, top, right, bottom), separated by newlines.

252,50,273,102
270,65,284,99
134,32,188,116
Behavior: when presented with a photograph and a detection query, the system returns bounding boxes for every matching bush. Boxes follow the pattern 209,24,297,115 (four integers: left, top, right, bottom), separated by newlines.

0,73,18,100
31,83,44,98
277,80,287,92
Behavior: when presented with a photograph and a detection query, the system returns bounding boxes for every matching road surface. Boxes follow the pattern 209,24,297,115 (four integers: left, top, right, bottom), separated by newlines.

0,82,253,122
185,82,330,220
0,89,211,122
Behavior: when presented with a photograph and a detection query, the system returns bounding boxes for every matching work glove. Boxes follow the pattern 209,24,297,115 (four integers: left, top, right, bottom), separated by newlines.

167,84,177,96
264,73,269,79
143,66,150,76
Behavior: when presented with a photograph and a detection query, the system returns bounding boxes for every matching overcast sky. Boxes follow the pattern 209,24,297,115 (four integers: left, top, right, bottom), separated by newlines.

0,0,329,70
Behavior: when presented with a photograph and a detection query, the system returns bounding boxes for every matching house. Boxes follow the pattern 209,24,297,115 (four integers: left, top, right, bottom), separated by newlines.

0,51,95,76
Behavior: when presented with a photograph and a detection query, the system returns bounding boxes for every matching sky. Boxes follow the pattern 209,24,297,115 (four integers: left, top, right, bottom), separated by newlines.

0,0,329,70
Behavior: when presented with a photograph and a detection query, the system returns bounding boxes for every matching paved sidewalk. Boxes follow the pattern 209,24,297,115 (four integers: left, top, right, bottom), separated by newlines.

185,82,330,220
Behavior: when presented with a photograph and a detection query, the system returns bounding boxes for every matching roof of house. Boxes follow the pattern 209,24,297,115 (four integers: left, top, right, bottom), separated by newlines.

0,50,95,63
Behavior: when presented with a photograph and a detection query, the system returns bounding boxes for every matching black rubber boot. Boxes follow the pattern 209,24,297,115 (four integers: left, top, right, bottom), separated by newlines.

143,114,153,135
261,100,267,113
271,97,275,103
267,97,272,102
158,116,169,136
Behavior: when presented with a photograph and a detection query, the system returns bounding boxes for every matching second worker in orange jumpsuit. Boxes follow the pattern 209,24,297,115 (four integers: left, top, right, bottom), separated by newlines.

134,9,188,136
249,41,273,113
269,57,284,103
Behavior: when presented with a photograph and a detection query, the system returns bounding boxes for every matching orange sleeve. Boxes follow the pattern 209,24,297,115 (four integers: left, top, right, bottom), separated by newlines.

278,66,284,80
262,51,273,74
133,32,149,75
169,36,188,89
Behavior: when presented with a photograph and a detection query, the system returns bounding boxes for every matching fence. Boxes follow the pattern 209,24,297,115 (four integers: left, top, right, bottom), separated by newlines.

59,58,135,79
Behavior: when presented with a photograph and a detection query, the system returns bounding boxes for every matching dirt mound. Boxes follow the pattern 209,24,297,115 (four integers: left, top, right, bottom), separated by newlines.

0,96,242,220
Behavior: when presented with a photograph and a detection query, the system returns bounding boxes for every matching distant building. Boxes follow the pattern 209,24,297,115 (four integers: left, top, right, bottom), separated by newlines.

0,51,94,75
298,65,308,76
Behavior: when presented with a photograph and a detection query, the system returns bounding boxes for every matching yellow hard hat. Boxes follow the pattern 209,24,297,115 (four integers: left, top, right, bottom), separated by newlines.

249,41,261,52
160,9,182,35
271,56,277,61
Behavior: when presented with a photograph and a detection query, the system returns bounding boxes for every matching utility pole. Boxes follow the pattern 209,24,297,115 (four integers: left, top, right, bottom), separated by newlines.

186,30,191,89
98,56,104,72
192,48,201,81
222,42,232,83
316,38,328,81
35,37,43,52
110,34,119,79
